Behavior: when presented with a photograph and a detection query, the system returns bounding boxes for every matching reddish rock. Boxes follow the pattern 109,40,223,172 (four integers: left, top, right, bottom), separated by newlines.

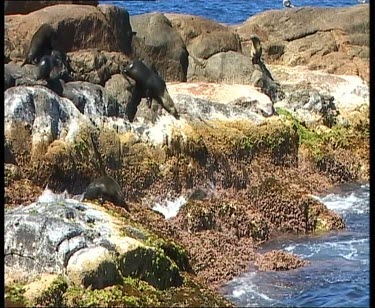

165,14,241,60
233,5,369,82
5,0,98,15
255,250,310,271
5,4,134,63
67,49,131,85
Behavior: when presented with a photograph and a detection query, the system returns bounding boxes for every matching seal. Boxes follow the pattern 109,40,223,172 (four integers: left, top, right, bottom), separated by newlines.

249,35,262,65
249,35,275,83
5,67,16,91
123,60,180,122
35,54,61,81
22,24,57,67
82,175,130,212
51,50,76,80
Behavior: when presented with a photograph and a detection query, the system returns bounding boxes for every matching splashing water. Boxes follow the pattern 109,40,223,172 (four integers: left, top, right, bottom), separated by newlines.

152,196,188,219
222,183,369,307
37,186,70,203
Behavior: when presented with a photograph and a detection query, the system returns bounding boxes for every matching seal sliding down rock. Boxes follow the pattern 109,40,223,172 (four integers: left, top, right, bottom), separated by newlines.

21,23,57,67
123,60,180,122
82,175,130,212
35,53,62,81
36,51,74,81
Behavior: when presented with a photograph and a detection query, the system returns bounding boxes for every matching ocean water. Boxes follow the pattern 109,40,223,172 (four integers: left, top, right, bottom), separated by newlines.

222,183,370,307
104,0,368,25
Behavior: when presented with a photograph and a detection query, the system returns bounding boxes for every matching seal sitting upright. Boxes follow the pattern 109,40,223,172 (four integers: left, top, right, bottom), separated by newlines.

82,175,130,212
123,60,180,122
249,35,262,65
22,23,57,67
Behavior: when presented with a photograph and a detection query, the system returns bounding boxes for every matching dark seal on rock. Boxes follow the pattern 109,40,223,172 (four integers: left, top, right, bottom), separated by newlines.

22,24,57,67
36,54,61,81
82,176,130,212
5,67,16,91
51,49,76,80
250,35,262,65
123,60,180,122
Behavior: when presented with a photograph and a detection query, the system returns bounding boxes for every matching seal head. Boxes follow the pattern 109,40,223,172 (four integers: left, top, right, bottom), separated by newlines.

83,175,130,212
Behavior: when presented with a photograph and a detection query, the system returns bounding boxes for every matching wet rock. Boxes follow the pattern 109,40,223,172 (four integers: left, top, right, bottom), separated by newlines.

5,179,43,208
255,250,310,271
5,164,22,186
250,178,345,234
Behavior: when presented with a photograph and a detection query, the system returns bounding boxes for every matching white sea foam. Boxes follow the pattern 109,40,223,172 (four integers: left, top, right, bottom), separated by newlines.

230,274,273,301
284,244,296,252
311,184,369,215
152,196,187,219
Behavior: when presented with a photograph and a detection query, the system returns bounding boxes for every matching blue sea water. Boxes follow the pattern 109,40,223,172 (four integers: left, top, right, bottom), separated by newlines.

101,1,370,307
222,183,369,307
104,0,368,25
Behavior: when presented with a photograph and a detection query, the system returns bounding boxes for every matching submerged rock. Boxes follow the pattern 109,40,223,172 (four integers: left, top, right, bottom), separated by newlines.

255,250,310,271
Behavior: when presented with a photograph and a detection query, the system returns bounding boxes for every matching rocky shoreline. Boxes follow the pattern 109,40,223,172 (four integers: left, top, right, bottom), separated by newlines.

4,1,369,307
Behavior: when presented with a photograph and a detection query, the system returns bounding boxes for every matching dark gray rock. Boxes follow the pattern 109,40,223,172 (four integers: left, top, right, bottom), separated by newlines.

104,74,135,119
130,13,189,82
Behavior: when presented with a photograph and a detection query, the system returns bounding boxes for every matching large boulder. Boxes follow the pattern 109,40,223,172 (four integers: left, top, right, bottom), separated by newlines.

5,4,134,63
233,5,369,82
104,74,136,118
5,199,183,290
204,51,257,84
130,13,189,82
165,14,241,60
5,1,98,15
189,51,285,103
